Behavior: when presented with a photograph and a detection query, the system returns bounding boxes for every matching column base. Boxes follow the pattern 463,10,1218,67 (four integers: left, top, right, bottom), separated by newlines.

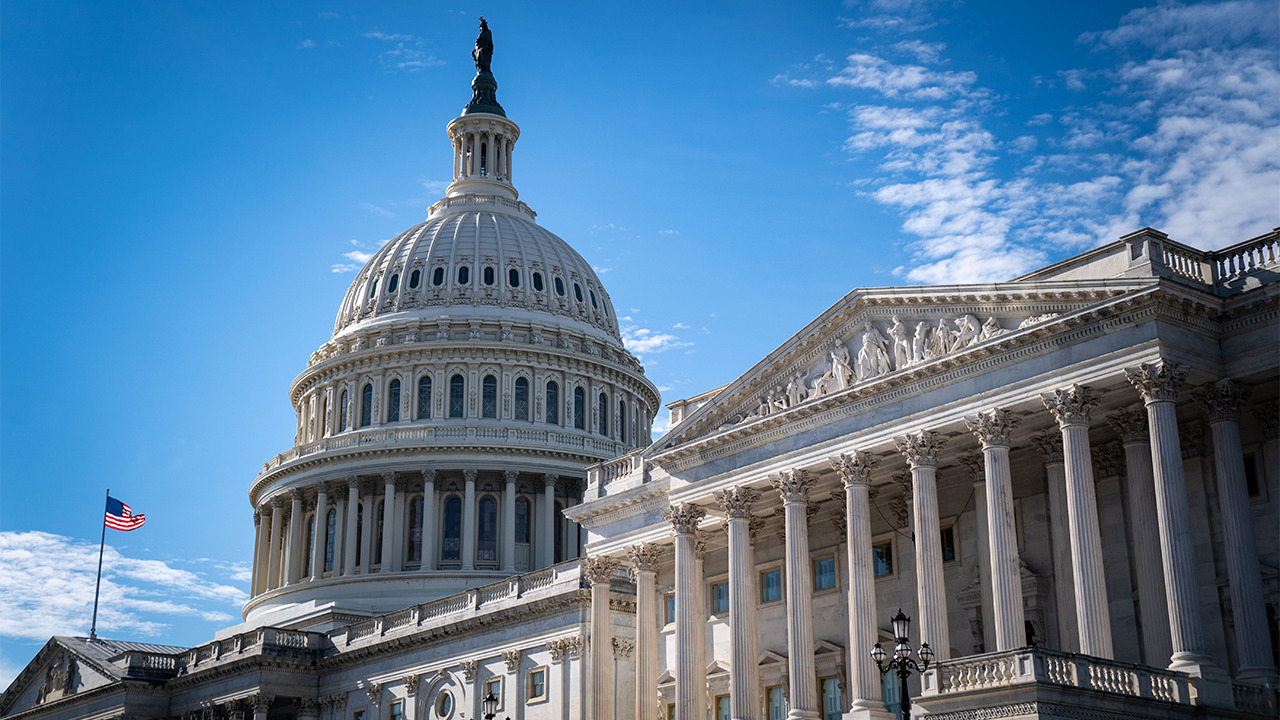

787,711,822,720
1170,653,1234,708
1236,665,1280,687
843,699,896,720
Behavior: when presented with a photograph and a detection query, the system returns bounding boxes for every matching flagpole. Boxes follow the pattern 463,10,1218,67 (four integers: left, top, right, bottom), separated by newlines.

89,488,109,642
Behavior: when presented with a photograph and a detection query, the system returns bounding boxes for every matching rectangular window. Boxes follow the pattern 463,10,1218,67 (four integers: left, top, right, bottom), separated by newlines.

872,540,893,578
484,678,502,710
389,700,403,720
528,667,548,701
940,525,956,563
766,686,785,720
664,592,676,625
760,568,782,604
353,712,365,720
821,677,843,720
1245,452,1261,497
667,703,676,720
813,554,836,591
715,694,731,720
710,580,729,614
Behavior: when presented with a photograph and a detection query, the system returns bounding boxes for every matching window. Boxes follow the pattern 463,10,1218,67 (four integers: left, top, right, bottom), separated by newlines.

598,392,608,435
664,592,676,625
484,678,503,709
387,274,399,293
442,496,462,561
353,711,366,720
355,503,363,565
872,540,893,578
408,496,423,563
514,377,529,420
766,686,785,720
821,677,843,720
573,387,585,430
457,265,470,285
409,269,421,288
433,267,445,286
554,277,565,296
533,272,544,291
360,383,373,427
339,389,349,431
573,282,583,302
528,666,548,701
387,379,401,422
710,580,729,614
618,399,627,443
508,268,520,287
374,501,384,565
478,496,498,562
715,695,730,720
515,497,531,543
480,142,487,175
483,266,495,285
324,508,337,571
417,376,432,419
390,700,403,720
449,374,465,418
305,515,315,576
760,568,782,603
434,692,453,718
482,375,498,418
1245,452,1261,497
589,289,598,309
813,554,836,591
940,525,956,563
368,279,378,298
545,381,559,424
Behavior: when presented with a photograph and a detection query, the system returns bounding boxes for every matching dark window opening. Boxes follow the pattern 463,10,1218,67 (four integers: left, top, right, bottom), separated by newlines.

457,266,470,285
533,272,544,291
360,383,373,427
573,387,585,430
509,268,520,287
483,266,495,285
409,269,421,288
433,267,445,286
545,381,559,425
554,277,565,296
417,376,432,419
387,379,401,422
482,375,498,418
573,283,583,302
387,274,399,293
449,375,465,418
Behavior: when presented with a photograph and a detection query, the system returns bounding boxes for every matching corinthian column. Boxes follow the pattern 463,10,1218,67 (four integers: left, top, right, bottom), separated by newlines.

627,543,663,720
286,488,305,584
1194,379,1278,684
343,476,359,577
1043,385,1113,658
1031,431,1076,651
381,472,397,572
462,469,477,570
310,482,328,581
1107,407,1172,666
252,507,269,596
503,470,518,572
664,502,706,720
266,497,284,590
830,452,891,720
966,409,1026,651
421,469,437,570
583,555,620,720
895,431,951,660
714,487,761,720
770,469,820,720
542,474,557,567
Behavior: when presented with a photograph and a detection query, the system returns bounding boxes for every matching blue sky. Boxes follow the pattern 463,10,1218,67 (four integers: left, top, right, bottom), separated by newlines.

2,0,1276,685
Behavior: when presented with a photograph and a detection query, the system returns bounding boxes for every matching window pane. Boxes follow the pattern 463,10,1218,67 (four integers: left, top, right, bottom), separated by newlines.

664,593,676,624
545,382,559,424
360,383,373,427
458,266,470,284
940,526,956,563
533,272,544,291
768,687,785,720
618,400,626,443
409,269,420,288
716,696,730,720
408,496,423,563
482,375,498,418
822,677,842,720
387,379,401,422
478,497,497,561
515,497,530,543
514,378,529,420
873,541,893,578
573,283,583,302
483,266,495,285
761,569,782,603
530,669,546,698
554,277,564,296
324,509,336,571
573,388,585,429
339,390,348,430
388,274,399,293
417,376,432,419
374,501,384,565
433,267,445,286
449,375,465,418
814,555,836,590
711,581,729,614
598,393,608,435
509,268,520,287
443,497,462,560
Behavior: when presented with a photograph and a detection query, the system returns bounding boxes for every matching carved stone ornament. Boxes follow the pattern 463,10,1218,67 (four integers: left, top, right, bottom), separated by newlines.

543,473,559,487
503,649,522,673
461,659,479,682
958,450,984,482
403,674,420,696
297,698,320,713
693,528,710,558
364,683,382,705
770,468,815,504
713,486,760,519
346,475,360,490
748,516,767,543
612,638,635,658
1125,361,1186,404
421,468,437,483
581,555,621,584
896,430,947,468
1106,407,1149,444
832,513,848,542
1193,379,1251,423
463,468,479,483
503,469,520,484
830,451,878,488
252,694,274,712
1253,403,1280,436
626,543,663,575
888,497,910,530
566,635,586,659
1093,442,1123,478
1042,384,1100,426
663,502,706,535
1030,430,1063,464
547,639,568,663
966,408,1021,448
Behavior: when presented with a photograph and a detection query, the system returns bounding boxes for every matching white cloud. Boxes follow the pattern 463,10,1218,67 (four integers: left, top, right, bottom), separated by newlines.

828,53,981,101
673,322,691,329
364,31,444,72
894,39,946,63
360,201,396,218
344,250,373,263
421,179,450,195
593,265,613,275
650,409,672,440
771,73,819,88
621,325,693,358
298,39,316,50
657,229,680,236
1083,0,1276,50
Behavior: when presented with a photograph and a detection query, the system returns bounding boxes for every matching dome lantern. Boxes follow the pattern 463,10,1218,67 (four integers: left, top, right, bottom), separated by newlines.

446,18,519,200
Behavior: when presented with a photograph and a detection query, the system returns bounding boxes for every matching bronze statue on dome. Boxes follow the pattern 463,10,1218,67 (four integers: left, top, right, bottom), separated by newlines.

473,17,493,74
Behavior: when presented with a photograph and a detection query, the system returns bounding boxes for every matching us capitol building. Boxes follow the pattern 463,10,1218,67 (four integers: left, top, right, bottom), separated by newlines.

4,22,1279,720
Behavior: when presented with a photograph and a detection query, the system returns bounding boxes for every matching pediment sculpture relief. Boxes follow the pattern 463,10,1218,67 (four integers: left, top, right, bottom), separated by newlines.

36,651,77,704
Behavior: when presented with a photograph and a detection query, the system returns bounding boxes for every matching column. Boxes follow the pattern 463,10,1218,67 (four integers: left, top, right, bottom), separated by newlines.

422,469,437,571
1195,379,1278,684
333,488,347,576
286,488,305,584
664,502,706,720
343,476,359,577
959,451,995,652
1042,384,1113,658
360,481,376,574
310,482,328,581
830,452,892,719
503,470,518,572
251,694,273,720
966,409,1027,650
627,543,662,720
693,529,708,717
462,469,477,571
390,476,405,572
583,555,620,720
266,498,284,591
1108,408,1172,667
379,472,396,572
895,432,951,660
252,507,269,596
542,474,557,567
1032,431,1077,652
714,487,761,720
770,469,820,720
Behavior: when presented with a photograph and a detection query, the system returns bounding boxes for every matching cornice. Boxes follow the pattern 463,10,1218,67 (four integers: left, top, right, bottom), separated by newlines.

565,478,671,529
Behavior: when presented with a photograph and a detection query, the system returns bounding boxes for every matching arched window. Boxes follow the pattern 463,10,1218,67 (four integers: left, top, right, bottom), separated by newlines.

409,269,421,288
598,392,608,435
442,496,462,561
618,399,627,443
449,374,465,418
554,501,565,564
387,274,399,293
407,496,423,564
533,272,544,292
417,376,432,419
545,381,559,425
480,142,487,176
554,277,565,296
483,266,495,285
387,379,401,423
305,515,315,577
516,497,531,543
482,375,498,418
360,383,373,427
324,508,337,572
457,266,470,285
573,387,585,430
433,267,445,286
478,496,498,562
374,501,385,566
514,377,529,421
339,389,349,431
508,268,520,287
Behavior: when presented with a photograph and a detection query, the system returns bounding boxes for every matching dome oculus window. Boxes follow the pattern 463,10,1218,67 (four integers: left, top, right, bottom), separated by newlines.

457,266,470,285
387,274,399,293
533,272,544,292
508,268,520,287
554,277,565,296
483,266,495,285
573,283,583,303
433,267,445,286
409,269,421,288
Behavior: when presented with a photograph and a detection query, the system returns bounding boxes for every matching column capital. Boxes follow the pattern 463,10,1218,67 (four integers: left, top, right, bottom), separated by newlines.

271,495,288,510
312,481,328,495
463,468,478,483
503,469,519,484
626,542,664,574
1125,361,1186,404
1093,441,1123,478
770,468,815,503
693,528,711,558
896,430,947,468
830,451,879,487
1042,384,1100,426
346,475,360,490
1192,379,1251,423
581,555,620,584
503,649,521,674
958,450,984,482
966,408,1021,448
289,487,305,502
1030,430,1064,464
382,471,398,485
421,468,437,483
1107,407,1149,443
402,674,420,696
542,473,559,488
713,486,761,519
663,502,706,535
748,516,767,543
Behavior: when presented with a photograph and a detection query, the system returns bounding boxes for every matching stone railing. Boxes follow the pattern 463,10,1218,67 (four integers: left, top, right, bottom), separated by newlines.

426,193,537,221
114,650,181,680
112,626,328,679
1213,231,1279,280
1139,228,1280,290
587,449,647,488
1233,682,1279,715
921,647,1191,704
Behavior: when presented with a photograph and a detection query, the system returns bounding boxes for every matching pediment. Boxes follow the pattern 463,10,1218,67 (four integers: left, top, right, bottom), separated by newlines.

0,637,121,716
652,279,1155,454
758,649,787,667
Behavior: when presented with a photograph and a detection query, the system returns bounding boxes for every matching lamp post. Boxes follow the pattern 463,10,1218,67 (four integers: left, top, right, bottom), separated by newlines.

870,609,934,717
481,692,501,720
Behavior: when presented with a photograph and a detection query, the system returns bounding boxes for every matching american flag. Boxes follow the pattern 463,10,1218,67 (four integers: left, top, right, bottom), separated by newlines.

105,496,146,531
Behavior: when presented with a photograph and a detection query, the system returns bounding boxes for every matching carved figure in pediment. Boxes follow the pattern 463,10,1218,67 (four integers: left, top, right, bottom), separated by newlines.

829,338,853,390
953,314,982,350
912,320,934,364
933,317,955,356
756,396,772,417
980,316,1007,341
772,386,788,411
785,374,805,407
888,316,912,369
855,323,891,381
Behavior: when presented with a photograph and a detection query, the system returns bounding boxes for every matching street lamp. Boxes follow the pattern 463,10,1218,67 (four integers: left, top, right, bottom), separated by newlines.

870,609,933,715
481,692,499,720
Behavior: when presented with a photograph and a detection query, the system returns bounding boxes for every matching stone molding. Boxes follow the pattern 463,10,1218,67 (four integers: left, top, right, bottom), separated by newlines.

402,673,419,695
502,649,521,673
958,450,983,482
1106,407,1148,443
611,638,634,659
460,660,478,682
